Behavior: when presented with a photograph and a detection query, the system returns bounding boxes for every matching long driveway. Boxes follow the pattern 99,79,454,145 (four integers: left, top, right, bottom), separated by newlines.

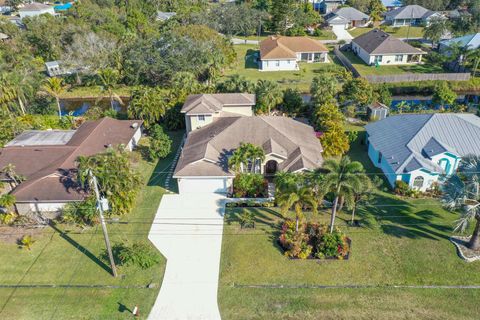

148,193,226,320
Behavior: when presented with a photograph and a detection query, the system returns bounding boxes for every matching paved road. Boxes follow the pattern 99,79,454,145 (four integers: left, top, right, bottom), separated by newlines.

148,193,226,320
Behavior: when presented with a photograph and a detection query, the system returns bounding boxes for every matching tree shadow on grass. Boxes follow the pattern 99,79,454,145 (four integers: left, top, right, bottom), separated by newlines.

365,194,451,241
49,223,113,275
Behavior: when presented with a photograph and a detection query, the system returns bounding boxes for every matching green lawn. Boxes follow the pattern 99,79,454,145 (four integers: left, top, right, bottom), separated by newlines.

223,44,345,93
349,26,425,39
340,51,444,76
0,130,184,320
218,132,480,319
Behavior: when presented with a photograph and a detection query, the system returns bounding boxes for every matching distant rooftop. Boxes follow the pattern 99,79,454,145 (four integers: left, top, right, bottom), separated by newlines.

6,130,75,147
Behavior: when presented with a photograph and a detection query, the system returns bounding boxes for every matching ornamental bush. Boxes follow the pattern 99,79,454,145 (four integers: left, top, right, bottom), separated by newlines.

108,242,161,269
233,173,267,198
279,219,350,259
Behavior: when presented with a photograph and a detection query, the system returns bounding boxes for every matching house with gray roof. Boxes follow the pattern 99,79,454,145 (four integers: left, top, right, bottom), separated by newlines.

351,29,426,65
385,5,443,26
365,113,480,191
327,7,370,30
174,94,324,194
439,33,480,53
319,0,346,14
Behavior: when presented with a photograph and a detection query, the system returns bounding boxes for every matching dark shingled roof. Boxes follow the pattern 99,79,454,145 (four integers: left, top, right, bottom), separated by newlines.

352,29,425,55
0,117,142,202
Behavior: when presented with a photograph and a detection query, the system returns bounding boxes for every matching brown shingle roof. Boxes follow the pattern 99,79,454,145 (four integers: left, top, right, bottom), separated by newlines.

352,29,425,55
0,117,142,202
181,94,255,115
174,116,323,177
19,2,52,11
260,36,329,60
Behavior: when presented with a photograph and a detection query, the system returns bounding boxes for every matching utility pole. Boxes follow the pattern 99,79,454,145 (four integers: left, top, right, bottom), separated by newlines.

89,170,118,277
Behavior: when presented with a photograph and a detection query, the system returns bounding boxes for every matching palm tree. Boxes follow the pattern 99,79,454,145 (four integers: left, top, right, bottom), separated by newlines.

274,171,300,194
228,143,265,173
98,68,122,111
1,164,23,188
443,155,480,250
41,77,66,118
349,177,374,225
255,80,283,115
423,17,451,49
0,75,19,115
321,156,370,233
277,185,317,233
464,48,480,77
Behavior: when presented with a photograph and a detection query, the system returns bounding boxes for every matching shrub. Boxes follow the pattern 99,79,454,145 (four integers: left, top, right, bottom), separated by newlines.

279,220,350,259
238,209,255,228
146,124,172,160
233,173,267,198
394,180,410,196
109,242,161,269
19,235,35,250
61,197,98,226
0,212,17,225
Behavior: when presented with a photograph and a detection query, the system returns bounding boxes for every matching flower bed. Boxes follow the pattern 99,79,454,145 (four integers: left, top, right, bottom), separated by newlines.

278,220,350,260
226,200,275,208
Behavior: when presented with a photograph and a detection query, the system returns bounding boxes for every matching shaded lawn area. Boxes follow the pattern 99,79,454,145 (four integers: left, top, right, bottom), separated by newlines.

349,26,425,38
0,131,184,320
341,51,445,76
223,44,345,93
218,131,480,319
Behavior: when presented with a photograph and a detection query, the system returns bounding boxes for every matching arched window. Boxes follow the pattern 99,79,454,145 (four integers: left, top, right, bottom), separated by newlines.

413,176,424,189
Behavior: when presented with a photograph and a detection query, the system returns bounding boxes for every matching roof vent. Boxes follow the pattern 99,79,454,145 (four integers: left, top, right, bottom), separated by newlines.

131,122,139,129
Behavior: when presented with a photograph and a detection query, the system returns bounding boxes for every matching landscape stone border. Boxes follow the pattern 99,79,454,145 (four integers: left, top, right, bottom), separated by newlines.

450,236,480,262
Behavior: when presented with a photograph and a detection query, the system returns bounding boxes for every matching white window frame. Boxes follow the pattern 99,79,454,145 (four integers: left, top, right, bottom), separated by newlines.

395,54,403,62
198,115,205,122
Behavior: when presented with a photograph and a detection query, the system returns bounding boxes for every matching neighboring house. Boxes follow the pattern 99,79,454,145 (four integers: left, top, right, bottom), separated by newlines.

156,11,176,21
327,7,370,31
259,36,329,71
319,0,346,14
382,0,402,10
0,32,9,42
351,29,426,65
0,0,11,13
439,33,480,53
365,113,480,191
19,2,55,19
45,61,67,77
174,94,324,194
181,93,256,132
0,118,142,215
385,5,443,26
367,102,389,121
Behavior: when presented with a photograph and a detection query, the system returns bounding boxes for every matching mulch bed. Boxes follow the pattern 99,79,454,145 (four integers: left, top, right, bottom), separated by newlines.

450,236,480,262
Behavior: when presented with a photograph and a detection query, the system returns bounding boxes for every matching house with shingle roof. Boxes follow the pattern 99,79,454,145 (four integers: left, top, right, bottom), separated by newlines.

365,113,480,191
0,118,142,215
439,33,480,53
351,29,426,65
327,7,370,30
174,94,324,194
259,36,329,71
385,4,443,26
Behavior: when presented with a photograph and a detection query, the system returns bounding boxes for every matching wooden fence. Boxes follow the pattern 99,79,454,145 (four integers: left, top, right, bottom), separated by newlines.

333,46,360,78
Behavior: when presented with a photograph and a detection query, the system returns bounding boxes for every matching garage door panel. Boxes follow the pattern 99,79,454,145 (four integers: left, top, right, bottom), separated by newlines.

178,178,229,194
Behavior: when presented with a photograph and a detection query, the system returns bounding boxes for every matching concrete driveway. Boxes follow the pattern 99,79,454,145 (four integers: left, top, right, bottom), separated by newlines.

148,193,226,320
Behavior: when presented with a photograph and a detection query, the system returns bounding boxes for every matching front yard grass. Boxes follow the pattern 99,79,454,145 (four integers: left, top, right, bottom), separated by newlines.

218,132,480,319
340,51,445,76
223,44,344,93
0,130,184,320
349,26,425,39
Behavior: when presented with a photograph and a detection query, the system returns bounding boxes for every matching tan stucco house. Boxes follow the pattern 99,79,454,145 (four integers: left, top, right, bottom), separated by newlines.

174,94,324,194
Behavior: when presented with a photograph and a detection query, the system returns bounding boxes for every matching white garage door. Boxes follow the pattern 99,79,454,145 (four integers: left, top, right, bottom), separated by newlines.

178,178,229,194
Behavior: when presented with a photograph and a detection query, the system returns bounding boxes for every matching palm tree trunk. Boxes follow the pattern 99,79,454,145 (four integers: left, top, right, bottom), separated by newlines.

329,196,338,233
295,215,299,233
351,204,356,224
468,218,480,250
17,96,25,115
56,97,62,118
110,94,115,111
338,196,345,212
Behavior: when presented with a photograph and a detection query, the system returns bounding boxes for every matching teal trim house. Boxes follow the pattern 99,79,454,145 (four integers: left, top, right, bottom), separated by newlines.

365,114,480,191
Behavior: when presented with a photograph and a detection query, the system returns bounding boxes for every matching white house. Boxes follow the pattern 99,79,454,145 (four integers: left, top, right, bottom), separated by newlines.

327,7,370,31
365,113,480,191
385,5,444,26
319,0,346,14
0,118,142,215
351,29,426,65
259,36,329,71
174,94,324,195
19,2,55,19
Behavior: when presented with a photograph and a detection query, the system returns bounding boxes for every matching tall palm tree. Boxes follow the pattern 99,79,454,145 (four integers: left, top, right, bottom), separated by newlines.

464,48,480,77
443,155,480,250
277,185,318,232
41,77,66,118
321,156,370,233
98,68,122,111
0,75,19,115
1,164,23,188
228,143,265,173
255,80,283,115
